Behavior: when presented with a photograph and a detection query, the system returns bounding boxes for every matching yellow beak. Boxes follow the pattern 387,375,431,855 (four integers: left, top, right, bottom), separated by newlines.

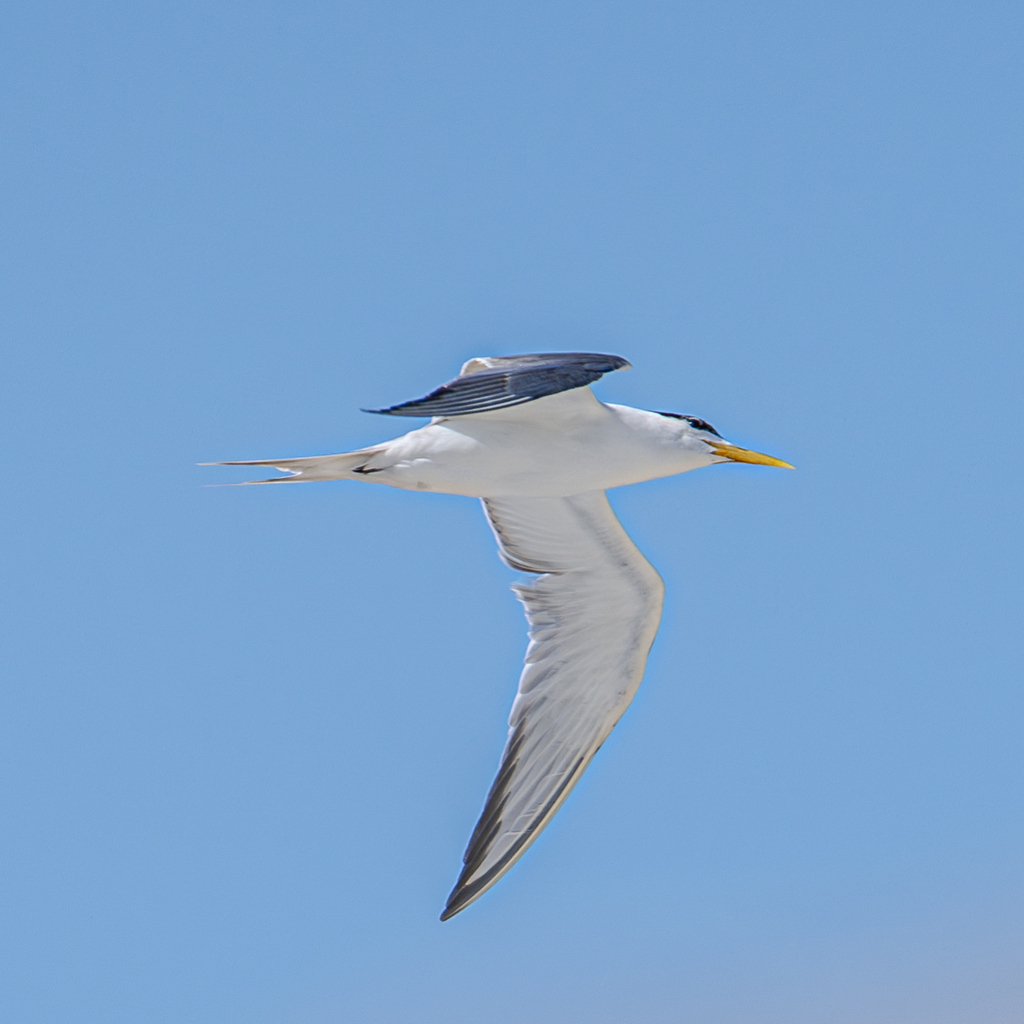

707,442,794,469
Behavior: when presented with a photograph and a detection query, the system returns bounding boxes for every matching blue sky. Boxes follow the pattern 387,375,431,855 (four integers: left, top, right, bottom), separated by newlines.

2,2,1022,1022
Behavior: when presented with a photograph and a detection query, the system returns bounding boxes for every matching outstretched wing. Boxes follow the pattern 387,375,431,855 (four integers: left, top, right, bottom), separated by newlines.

364,352,629,418
442,490,664,920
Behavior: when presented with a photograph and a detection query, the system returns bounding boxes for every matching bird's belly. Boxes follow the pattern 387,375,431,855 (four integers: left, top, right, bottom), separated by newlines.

365,455,613,497
361,423,684,497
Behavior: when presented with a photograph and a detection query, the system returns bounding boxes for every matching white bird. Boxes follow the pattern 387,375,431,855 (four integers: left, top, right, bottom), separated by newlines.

209,352,792,919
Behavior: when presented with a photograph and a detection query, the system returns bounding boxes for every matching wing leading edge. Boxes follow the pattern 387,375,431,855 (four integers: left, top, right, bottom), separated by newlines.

441,490,664,920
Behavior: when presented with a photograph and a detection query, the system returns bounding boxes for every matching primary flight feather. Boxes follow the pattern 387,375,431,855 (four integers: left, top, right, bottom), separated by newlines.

207,352,792,919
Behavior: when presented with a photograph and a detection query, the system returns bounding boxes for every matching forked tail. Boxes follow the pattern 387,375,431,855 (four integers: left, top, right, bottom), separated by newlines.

200,446,386,484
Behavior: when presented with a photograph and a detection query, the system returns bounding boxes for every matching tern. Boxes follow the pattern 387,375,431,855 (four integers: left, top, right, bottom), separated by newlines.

209,352,792,919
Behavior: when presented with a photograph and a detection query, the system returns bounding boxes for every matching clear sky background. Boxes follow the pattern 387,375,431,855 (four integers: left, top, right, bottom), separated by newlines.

2,2,1022,1022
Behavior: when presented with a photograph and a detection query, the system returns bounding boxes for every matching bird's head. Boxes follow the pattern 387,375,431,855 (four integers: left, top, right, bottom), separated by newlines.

655,412,794,470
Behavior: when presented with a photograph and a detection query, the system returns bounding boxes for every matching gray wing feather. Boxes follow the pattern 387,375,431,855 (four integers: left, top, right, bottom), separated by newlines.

363,352,630,418
441,491,664,920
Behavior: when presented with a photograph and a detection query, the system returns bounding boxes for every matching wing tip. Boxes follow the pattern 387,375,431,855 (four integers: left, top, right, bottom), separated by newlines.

439,879,485,921
360,402,444,417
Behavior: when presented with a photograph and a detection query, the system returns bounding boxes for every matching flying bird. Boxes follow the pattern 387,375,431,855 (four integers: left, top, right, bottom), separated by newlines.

208,352,792,920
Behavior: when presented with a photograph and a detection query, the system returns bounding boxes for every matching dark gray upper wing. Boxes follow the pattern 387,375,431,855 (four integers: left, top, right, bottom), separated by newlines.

362,352,630,418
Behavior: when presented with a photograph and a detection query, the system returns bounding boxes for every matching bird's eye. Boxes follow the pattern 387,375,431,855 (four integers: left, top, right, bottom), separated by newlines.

683,417,720,436
654,411,722,436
